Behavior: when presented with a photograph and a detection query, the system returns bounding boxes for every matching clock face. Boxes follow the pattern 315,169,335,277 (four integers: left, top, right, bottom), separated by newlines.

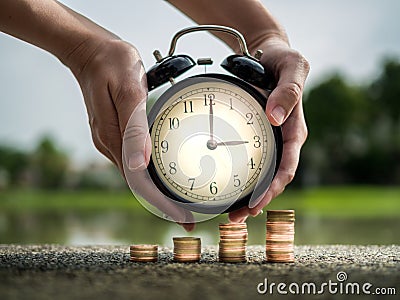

148,75,277,213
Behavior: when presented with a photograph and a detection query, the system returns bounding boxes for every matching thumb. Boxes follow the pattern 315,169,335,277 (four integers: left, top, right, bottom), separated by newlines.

266,78,303,127
123,97,151,171
265,52,309,126
117,62,151,171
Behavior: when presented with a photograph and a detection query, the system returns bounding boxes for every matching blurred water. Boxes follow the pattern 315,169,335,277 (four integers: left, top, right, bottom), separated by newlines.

0,211,398,245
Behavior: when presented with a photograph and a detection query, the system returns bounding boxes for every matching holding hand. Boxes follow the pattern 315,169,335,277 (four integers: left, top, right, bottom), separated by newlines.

229,39,309,222
69,39,195,231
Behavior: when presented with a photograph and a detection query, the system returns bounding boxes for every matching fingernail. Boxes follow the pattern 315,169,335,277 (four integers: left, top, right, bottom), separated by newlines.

128,152,146,171
248,200,259,209
248,192,266,209
271,106,286,125
238,217,248,223
249,209,263,217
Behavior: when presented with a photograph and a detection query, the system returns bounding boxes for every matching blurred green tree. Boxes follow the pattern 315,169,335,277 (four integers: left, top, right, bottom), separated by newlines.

302,73,368,185
31,136,69,189
369,59,400,122
353,58,400,183
300,58,400,186
0,146,29,186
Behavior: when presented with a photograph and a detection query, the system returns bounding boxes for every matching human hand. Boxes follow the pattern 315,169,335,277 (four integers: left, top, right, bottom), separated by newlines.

68,39,195,231
229,39,310,222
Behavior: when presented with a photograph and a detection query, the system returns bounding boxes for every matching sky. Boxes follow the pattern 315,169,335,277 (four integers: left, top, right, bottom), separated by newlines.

0,0,399,166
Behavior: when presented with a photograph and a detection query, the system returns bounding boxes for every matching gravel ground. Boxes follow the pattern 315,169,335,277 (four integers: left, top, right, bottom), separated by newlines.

0,245,399,300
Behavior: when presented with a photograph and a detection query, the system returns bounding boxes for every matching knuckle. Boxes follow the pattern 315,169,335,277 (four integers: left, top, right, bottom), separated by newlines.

298,53,310,74
282,82,302,104
282,169,296,185
303,125,309,143
91,130,108,156
286,172,296,184
113,80,147,112
299,122,308,144
294,52,310,72
124,122,147,141
92,127,108,152
91,135,103,152
287,49,310,74
276,166,297,187
90,118,119,151
276,186,285,198
271,183,285,200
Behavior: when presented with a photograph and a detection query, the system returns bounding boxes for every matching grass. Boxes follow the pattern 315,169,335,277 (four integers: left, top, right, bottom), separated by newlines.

0,186,399,218
0,189,140,212
269,186,400,218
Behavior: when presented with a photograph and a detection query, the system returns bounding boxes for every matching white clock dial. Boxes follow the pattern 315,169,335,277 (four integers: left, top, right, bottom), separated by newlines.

149,76,276,210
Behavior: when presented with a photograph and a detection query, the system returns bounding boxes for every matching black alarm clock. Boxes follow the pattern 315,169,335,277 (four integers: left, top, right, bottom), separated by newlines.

145,25,282,214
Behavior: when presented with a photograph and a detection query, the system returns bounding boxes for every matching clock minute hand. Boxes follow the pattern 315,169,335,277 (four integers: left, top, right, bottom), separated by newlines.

209,98,214,141
206,98,219,150
216,141,249,146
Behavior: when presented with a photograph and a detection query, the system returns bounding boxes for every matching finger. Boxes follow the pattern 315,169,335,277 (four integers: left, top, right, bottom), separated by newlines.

249,97,307,211
85,85,124,171
125,168,195,224
228,206,250,223
266,53,309,126
249,189,274,216
248,128,303,214
111,58,150,171
177,222,195,232
248,189,267,209
123,97,151,171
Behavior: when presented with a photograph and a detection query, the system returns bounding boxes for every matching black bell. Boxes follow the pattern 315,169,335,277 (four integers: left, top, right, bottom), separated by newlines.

221,55,275,90
147,54,196,91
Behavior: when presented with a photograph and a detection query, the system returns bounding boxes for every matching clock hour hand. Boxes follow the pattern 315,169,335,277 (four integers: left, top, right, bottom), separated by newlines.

216,141,249,146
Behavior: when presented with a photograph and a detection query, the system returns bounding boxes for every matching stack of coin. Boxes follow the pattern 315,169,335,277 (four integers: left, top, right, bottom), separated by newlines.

130,244,158,262
218,223,248,263
266,210,295,263
173,237,201,262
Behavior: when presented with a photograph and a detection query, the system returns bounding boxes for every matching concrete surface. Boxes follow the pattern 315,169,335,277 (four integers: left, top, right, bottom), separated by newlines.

0,245,399,299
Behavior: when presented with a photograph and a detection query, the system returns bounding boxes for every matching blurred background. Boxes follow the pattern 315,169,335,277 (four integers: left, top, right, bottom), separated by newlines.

0,0,399,246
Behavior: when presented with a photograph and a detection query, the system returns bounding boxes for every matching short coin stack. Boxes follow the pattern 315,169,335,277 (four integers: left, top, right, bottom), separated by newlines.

130,244,158,262
218,223,248,263
173,237,201,262
266,210,295,263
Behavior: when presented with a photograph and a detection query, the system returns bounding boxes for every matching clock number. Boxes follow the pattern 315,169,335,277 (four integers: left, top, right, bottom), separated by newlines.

246,113,253,125
169,162,177,174
253,135,261,148
168,117,179,130
247,158,256,170
233,174,241,187
160,140,169,153
188,178,195,190
183,100,193,113
204,93,215,106
209,181,218,195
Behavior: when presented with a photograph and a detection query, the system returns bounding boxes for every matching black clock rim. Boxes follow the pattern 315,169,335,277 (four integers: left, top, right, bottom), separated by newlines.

146,73,283,214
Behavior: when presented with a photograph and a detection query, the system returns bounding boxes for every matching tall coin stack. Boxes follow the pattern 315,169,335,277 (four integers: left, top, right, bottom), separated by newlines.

173,237,201,262
266,210,295,263
218,223,248,263
130,244,158,262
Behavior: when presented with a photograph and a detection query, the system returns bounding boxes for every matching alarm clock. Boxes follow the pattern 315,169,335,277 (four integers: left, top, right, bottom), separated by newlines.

145,25,282,214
